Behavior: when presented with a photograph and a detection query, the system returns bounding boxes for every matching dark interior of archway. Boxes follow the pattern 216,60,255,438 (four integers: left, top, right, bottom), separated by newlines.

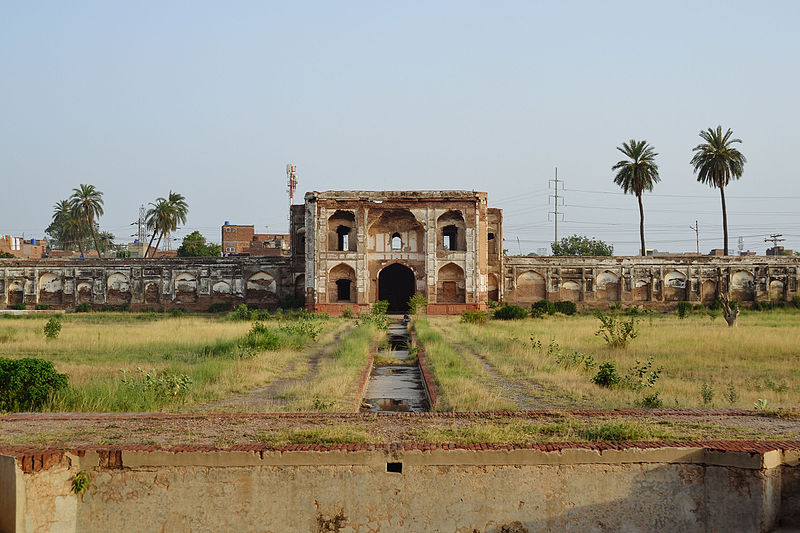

378,263,415,314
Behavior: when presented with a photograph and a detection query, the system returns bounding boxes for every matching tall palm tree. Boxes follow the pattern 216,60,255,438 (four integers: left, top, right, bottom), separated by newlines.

612,139,660,256
690,126,746,255
70,184,104,257
145,198,170,257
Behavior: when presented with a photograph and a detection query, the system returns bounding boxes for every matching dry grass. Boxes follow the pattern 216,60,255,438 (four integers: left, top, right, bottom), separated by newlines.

425,310,800,410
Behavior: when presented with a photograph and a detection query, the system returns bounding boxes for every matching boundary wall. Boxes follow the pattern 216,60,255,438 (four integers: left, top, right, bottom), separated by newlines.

1,442,799,532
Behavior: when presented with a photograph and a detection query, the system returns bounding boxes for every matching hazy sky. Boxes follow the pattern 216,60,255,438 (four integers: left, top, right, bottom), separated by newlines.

2,1,798,255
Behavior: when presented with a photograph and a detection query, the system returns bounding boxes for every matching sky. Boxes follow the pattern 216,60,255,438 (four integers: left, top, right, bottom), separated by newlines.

1,1,798,255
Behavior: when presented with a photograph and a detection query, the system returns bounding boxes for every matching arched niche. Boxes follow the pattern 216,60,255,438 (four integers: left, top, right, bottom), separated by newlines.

245,271,278,307
38,273,63,305
596,271,620,302
664,271,687,301
327,210,357,252
488,273,499,302
329,263,356,303
143,282,159,305
437,262,465,303
76,282,93,305
107,272,131,305
730,270,755,300
175,272,198,304
7,281,23,306
560,280,581,302
515,271,545,302
368,209,424,253
634,279,650,301
700,279,717,304
437,210,466,251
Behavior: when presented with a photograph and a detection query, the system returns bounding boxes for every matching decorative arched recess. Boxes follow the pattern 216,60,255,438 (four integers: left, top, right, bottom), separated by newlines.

437,262,465,303
245,271,278,307
7,281,23,306
560,280,581,302
76,282,93,305
175,272,198,304
664,271,687,301
328,263,356,303
327,210,357,252
515,271,545,303
730,271,755,300
595,271,620,301
487,273,499,302
769,280,784,300
368,209,424,253
701,280,717,304
212,281,232,299
634,279,650,301
107,272,131,305
143,282,160,305
38,273,63,305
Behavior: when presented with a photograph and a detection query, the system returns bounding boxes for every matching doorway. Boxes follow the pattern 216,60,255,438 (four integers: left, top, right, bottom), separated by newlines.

378,263,415,314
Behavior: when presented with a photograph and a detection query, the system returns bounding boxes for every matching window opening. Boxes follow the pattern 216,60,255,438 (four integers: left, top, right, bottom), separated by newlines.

488,232,495,240
336,279,351,301
443,225,458,251
391,232,401,250
336,226,350,251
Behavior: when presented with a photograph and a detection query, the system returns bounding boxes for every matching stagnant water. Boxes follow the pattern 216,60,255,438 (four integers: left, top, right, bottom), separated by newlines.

360,319,429,412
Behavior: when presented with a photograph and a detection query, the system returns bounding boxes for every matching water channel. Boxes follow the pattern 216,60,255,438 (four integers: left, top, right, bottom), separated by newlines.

360,318,430,412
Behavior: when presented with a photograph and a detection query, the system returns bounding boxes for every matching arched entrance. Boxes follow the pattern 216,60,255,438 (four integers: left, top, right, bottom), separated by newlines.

378,263,415,314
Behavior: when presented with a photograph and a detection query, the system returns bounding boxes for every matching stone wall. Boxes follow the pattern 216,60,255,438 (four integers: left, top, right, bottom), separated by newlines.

504,256,800,309
2,444,799,532
0,257,295,311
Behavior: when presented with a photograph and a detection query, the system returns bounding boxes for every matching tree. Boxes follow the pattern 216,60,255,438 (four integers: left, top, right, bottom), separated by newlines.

612,139,660,256
551,235,613,256
177,231,221,257
145,191,189,257
46,199,89,253
70,184,104,257
690,126,746,255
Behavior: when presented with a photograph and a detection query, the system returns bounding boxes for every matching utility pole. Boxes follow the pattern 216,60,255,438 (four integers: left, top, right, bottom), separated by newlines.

548,167,564,245
689,220,699,254
765,233,785,253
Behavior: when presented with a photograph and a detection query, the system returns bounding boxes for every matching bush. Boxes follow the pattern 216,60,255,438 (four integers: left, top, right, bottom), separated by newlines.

207,302,233,313
341,307,354,319
36,304,50,310
169,309,184,318
554,301,577,315
793,295,800,309
120,368,192,399
10,303,26,310
0,358,69,411
407,293,428,315
43,317,62,339
460,310,488,324
635,391,664,409
231,304,253,321
621,357,662,391
531,300,556,317
594,311,638,348
591,361,620,388
709,299,722,311
700,381,714,406
677,301,692,319
75,303,92,313
371,300,389,316
494,305,528,320
240,322,280,351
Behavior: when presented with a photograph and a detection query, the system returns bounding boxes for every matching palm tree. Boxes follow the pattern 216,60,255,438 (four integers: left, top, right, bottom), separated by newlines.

49,199,88,252
690,126,746,255
145,198,171,257
70,184,104,257
612,139,660,256
145,191,189,257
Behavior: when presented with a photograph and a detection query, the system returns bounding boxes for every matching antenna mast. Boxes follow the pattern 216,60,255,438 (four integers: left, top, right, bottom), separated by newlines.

548,167,564,246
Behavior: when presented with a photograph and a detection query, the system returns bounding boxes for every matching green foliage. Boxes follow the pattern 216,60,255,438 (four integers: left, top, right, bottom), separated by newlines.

635,391,664,409
75,303,92,313
554,301,577,315
357,301,390,329
592,361,620,388
36,304,50,310
371,300,389,315
677,301,692,319
493,304,528,320
0,358,69,411
531,300,555,318
0,251,15,258
407,292,428,315
341,306,354,319
594,311,638,348
753,398,768,410
43,317,62,339
176,231,221,257
709,298,723,311
10,303,26,310
621,357,662,391
793,296,800,309
240,322,280,351
460,310,488,324
700,381,714,406
169,308,184,318
612,139,660,255
231,304,253,321
120,367,192,399
551,235,613,256
579,421,651,441
207,302,233,313
72,471,90,496
725,383,739,405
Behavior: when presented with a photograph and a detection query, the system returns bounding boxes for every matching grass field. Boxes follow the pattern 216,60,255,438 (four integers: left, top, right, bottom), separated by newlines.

0,312,361,412
417,309,800,411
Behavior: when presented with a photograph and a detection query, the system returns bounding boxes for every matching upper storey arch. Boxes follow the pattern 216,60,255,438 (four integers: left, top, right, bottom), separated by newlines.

437,210,466,251
327,210,357,252
367,209,424,253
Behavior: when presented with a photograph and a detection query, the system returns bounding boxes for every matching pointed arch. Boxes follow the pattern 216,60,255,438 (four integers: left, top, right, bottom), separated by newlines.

437,262,465,303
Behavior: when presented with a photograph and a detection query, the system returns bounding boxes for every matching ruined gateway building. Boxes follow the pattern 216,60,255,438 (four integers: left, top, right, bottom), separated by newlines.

1,190,799,313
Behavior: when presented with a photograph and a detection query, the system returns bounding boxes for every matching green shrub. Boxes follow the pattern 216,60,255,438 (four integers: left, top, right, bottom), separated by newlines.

494,305,528,320
120,368,192,399
591,361,620,388
371,300,389,316
621,357,662,391
793,295,800,309
231,304,253,321
240,322,280,351
709,299,722,311
169,308,184,318
407,293,428,315
43,317,62,339
0,358,69,411
36,304,50,310
531,300,556,317
341,307,354,319
594,311,638,348
677,301,692,319
700,381,714,406
75,303,92,313
725,383,739,405
10,303,26,310
635,391,664,409
460,310,488,324
554,301,577,315
207,302,233,313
